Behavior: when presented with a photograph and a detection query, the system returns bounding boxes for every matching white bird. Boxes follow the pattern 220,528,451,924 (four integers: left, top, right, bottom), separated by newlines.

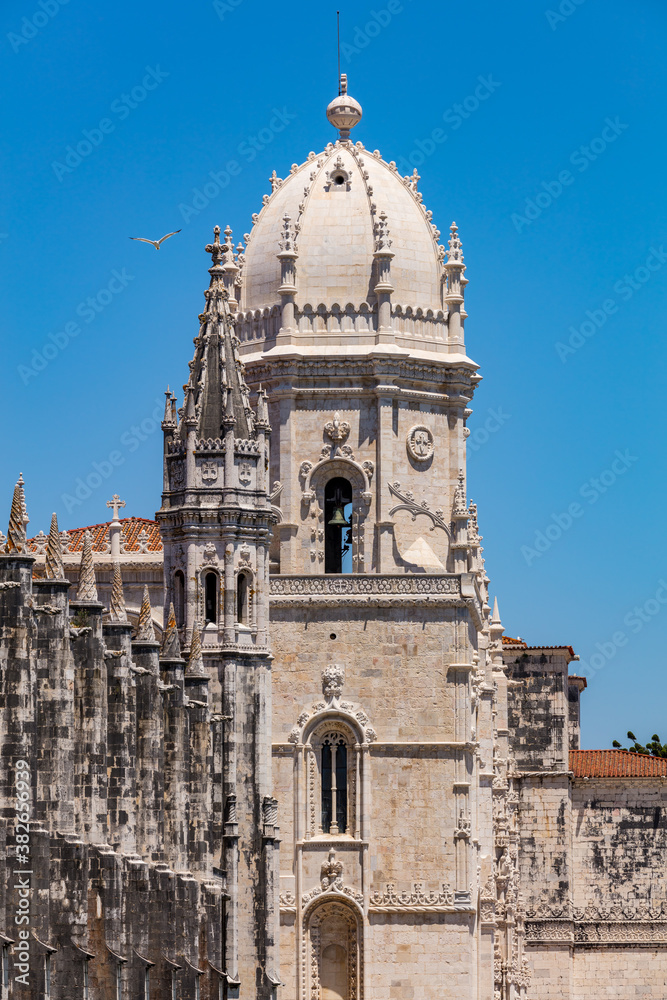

129,229,181,249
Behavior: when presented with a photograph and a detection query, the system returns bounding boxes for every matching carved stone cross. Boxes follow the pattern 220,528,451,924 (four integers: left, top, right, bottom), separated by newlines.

106,494,126,520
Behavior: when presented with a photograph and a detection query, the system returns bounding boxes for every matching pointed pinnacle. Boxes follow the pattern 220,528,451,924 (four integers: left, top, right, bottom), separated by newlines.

5,475,27,554
109,561,128,622
45,513,65,580
186,621,205,675
77,530,98,602
161,602,181,659
491,596,502,626
135,585,155,642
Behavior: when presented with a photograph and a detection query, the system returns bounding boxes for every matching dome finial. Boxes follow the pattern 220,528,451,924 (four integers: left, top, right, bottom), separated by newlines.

326,73,362,141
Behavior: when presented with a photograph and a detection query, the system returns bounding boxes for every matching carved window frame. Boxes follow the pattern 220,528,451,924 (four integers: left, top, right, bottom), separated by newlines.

235,568,254,628
305,719,360,841
302,458,372,573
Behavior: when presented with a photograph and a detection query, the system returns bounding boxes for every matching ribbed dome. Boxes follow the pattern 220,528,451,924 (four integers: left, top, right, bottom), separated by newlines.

239,142,446,315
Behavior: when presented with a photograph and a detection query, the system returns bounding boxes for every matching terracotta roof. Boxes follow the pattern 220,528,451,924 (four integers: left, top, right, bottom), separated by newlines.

503,642,576,657
570,749,667,778
28,518,162,553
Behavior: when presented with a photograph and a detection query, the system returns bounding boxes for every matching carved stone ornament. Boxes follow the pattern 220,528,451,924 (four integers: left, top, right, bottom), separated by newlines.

324,412,351,445
406,424,434,462
302,848,363,906
370,881,455,910
388,482,450,535
322,663,345,703
199,543,217,567
201,460,217,484
239,461,252,485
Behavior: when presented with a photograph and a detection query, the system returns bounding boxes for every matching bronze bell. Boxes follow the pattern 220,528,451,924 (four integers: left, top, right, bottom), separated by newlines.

327,503,349,527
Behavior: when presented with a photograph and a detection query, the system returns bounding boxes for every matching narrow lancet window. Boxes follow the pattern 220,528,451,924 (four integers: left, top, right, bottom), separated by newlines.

204,572,218,623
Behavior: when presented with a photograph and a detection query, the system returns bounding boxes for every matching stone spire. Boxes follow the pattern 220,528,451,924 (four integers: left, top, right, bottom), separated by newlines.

452,470,468,518
177,226,254,443
135,585,155,642
186,620,205,676
77,530,98,602
444,221,468,351
161,602,181,658
5,474,27,554
109,561,128,623
45,513,65,579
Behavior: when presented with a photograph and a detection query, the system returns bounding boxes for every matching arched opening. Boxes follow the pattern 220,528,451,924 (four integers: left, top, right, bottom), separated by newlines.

324,477,353,574
321,735,348,834
237,572,249,626
174,571,185,627
204,572,218,624
307,902,360,1000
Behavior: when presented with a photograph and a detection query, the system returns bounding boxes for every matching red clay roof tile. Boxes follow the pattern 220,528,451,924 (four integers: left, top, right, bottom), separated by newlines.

570,749,667,778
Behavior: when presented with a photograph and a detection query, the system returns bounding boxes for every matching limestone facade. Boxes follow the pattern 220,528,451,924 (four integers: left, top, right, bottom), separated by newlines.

1,75,665,999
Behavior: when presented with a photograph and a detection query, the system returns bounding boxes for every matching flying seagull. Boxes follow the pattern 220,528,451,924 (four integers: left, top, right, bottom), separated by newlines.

129,229,181,249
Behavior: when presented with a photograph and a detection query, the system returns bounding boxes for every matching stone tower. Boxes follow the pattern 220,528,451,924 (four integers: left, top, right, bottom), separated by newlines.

221,75,516,999
156,227,279,996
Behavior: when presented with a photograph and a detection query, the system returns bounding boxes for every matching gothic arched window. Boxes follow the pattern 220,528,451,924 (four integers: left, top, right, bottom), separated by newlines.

204,572,218,624
324,477,353,574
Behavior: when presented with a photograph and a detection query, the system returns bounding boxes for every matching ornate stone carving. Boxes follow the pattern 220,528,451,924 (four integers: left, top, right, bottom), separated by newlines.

302,848,363,907
202,543,218,566
406,424,434,462
370,882,455,910
239,461,252,485
201,460,218,484
322,664,345,702
324,412,351,445
387,482,450,535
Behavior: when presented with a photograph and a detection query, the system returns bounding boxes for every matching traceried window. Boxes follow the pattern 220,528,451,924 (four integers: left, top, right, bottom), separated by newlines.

320,733,348,835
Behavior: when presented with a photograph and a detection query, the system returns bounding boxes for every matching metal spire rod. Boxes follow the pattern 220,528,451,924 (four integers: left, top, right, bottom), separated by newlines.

337,11,341,93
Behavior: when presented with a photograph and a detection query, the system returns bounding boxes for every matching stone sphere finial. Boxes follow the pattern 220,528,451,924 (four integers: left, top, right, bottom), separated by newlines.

326,74,362,140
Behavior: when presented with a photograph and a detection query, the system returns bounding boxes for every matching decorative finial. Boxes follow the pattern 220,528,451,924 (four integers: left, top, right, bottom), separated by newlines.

186,621,205,675
106,494,126,521
205,225,225,267
161,602,181,659
452,469,467,518
491,596,501,626
45,513,65,580
326,74,363,140
135,585,155,642
446,222,464,263
279,214,296,254
5,475,28,554
374,211,392,253
109,561,128,622
77,530,98,602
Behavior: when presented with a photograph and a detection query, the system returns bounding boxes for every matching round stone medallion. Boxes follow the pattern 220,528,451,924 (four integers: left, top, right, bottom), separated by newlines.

406,424,434,462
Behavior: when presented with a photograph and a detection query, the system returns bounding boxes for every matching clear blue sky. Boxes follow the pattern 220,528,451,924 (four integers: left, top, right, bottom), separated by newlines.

3,0,666,750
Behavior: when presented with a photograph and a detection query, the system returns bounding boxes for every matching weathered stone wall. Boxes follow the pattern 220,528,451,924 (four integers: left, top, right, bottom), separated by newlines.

504,648,572,770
